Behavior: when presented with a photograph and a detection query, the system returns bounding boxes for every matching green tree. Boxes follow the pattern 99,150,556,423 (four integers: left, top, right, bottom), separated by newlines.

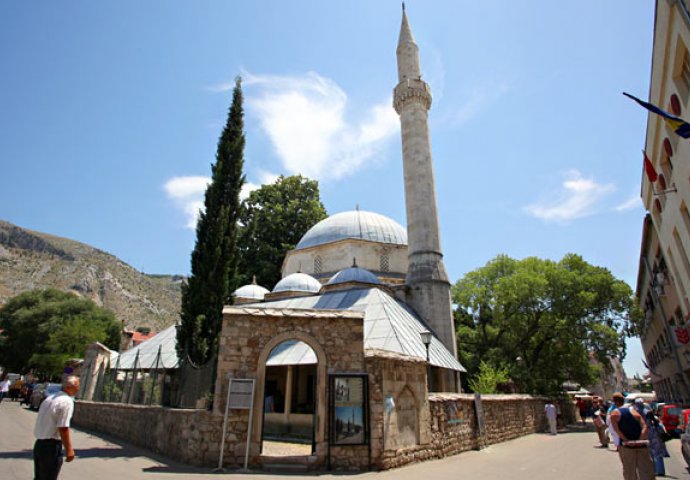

467,361,510,394
237,175,327,288
0,289,120,376
453,254,640,395
177,77,245,364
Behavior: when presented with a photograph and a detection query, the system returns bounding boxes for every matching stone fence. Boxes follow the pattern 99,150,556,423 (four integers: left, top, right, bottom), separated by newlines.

377,393,569,470
73,394,573,471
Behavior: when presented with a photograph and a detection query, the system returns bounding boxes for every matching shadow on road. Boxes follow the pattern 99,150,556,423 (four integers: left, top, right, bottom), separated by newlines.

0,449,32,459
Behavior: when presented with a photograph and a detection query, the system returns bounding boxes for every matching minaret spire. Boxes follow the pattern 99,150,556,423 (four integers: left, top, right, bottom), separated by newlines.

396,3,420,82
393,6,457,364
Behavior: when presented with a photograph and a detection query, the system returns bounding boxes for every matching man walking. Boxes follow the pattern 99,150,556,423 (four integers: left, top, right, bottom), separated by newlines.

544,401,558,435
33,375,80,480
0,376,10,403
609,392,655,480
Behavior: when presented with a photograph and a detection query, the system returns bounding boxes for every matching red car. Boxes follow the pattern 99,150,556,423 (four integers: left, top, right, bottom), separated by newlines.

660,404,684,435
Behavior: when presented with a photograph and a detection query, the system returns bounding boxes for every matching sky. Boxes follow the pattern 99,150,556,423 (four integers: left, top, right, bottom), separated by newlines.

0,1,655,377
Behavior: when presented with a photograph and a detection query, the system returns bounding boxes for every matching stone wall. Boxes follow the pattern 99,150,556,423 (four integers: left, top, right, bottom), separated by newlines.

73,401,224,466
373,393,554,470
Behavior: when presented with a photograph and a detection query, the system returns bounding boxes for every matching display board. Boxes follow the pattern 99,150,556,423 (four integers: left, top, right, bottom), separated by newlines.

329,374,369,446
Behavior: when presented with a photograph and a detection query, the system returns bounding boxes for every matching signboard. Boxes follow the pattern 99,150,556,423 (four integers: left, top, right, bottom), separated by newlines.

228,379,254,409
474,393,487,449
329,374,369,446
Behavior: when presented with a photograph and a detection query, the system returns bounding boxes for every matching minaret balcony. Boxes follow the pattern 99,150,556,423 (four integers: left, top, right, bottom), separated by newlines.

393,79,432,113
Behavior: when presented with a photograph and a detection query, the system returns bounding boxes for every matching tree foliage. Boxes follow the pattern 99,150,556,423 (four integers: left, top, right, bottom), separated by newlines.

453,254,641,395
177,77,246,364
467,361,509,394
0,289,121,376
237,175,327,289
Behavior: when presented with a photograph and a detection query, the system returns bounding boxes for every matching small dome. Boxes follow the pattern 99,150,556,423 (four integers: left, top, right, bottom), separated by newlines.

327,266,382,286
234,283,270,301
296,210,407,250
273,272,322,293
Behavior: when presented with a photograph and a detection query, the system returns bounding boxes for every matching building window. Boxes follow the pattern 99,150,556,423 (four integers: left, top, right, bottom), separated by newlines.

380,253,390,272
314,256,322,274
673,228,690,288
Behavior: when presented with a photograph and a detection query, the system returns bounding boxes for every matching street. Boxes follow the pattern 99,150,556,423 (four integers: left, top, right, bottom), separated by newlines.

1,400,689,480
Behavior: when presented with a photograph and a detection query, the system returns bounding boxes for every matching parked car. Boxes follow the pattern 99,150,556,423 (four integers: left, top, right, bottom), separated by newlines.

29,383,61,410
680,409,690,432
660,404,684,436
682,421,690,467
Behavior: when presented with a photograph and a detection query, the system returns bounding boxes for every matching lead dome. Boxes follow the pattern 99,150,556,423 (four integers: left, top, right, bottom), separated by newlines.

295,210,407,250
272,272,322,293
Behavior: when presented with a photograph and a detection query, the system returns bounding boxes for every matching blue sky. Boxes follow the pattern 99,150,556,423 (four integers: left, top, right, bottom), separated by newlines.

1,2,654,376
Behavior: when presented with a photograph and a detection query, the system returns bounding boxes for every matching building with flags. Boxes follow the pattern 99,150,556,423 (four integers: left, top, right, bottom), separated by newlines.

636,0,690,405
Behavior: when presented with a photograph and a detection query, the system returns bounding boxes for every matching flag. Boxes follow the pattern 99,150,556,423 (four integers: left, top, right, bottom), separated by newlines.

643,151,658,183
623,92,690,138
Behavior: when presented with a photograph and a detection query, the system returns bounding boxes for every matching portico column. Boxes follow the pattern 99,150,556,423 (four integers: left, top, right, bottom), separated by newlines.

284,366,294,427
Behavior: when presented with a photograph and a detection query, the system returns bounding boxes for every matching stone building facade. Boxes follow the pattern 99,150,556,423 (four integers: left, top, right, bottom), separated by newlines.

636,0,690,404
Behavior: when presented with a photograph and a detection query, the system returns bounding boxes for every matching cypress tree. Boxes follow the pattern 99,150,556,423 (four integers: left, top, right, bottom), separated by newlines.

177,77,245,364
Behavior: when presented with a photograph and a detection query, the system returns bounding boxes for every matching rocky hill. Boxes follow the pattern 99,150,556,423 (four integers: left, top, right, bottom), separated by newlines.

0,220,182,331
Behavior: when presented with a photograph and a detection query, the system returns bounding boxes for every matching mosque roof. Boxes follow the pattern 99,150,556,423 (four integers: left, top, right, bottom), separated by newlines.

243,287,465,372
295,210,407,250
272,272,322,293
326,265,382,286
234,283,270,300
115,324,179,370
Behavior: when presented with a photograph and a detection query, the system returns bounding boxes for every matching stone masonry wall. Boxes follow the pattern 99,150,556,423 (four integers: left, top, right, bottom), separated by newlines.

374,393,554,470
72,401,224,466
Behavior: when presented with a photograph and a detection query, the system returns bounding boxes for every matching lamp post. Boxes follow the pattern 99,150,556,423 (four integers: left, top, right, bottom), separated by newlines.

420,330,432,392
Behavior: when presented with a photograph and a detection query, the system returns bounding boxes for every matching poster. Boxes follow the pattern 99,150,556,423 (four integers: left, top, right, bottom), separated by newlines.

331,375,367,445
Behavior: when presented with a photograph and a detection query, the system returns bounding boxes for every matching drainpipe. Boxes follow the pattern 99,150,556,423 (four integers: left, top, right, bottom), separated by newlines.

642,255,690,402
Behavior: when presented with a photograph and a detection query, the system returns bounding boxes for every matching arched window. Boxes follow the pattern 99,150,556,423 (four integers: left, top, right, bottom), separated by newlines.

380,253,390,272
314,255,322,274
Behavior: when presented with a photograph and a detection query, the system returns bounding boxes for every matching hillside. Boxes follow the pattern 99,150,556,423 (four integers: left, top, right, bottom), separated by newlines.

0,220,182,331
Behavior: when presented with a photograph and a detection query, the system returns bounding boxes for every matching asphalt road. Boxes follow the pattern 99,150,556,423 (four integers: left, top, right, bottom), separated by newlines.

2,400,690,480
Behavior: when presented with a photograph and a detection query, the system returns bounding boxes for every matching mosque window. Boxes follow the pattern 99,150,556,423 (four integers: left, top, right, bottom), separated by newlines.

380,253,390,272
314,256,322,274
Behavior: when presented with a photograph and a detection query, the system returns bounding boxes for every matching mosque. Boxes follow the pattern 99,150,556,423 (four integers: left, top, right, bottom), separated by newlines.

78,6,469,470
223,5,465,454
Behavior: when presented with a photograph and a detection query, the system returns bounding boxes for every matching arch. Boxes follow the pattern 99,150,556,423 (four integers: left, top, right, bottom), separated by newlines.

253,330,328,460
385,384,420,450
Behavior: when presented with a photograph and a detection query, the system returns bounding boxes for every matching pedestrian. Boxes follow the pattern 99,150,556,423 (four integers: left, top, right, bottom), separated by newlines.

609,392,655,480
0,376,10,403
640,405,670,476
544,401,558,435
593,398,609,448
33,375,80,480
576,397,587,424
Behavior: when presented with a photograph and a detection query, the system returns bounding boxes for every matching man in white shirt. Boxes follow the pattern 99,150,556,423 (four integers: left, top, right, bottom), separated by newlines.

0,376,10,403
33,375,80,480
544,402,558,435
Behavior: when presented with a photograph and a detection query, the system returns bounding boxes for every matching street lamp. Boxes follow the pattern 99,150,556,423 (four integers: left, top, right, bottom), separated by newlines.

420,330,432,392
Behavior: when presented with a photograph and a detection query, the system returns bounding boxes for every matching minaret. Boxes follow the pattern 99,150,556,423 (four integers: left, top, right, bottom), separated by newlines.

394,5,457,358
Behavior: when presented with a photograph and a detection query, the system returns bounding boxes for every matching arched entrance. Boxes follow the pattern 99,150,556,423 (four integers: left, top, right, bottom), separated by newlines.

262,340,317,455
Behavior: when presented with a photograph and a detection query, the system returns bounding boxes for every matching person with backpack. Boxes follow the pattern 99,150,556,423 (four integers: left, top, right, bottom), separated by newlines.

609,392,655,480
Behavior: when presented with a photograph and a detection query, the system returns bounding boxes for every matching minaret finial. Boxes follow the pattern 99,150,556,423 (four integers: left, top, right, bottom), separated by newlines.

352,257,358,268
251,275,257,285
402,1,405,12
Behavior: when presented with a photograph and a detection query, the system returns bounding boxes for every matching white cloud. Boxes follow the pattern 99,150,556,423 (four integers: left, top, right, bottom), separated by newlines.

452,83,511,126
524,170,615,222
164,176,209,229
615,194,642,212
164,175,261,229
236,71,399,181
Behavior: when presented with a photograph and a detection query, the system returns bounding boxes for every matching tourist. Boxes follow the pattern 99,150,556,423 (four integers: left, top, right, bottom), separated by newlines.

33,375,80,480
0,375,10,403
576,397,587,424
593,399,609,448
544,401,557,435
640,405,669,476
609,392,655,480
